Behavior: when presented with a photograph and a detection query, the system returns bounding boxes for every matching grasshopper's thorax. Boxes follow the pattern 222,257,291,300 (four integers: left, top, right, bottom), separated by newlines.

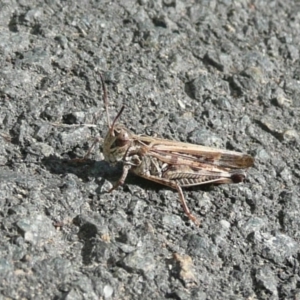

103,124,134,164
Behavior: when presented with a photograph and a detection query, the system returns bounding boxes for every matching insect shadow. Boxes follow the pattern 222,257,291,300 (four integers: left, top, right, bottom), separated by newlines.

42,154,212,197
41,154,173,192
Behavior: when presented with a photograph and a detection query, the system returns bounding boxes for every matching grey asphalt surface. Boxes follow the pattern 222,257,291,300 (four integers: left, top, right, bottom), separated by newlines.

0,1,299,299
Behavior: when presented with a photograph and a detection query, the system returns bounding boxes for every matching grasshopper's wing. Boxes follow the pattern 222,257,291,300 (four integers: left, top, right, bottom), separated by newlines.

136,135,254,169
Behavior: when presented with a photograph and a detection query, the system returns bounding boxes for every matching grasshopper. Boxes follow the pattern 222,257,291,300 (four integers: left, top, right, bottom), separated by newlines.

85,73,254,225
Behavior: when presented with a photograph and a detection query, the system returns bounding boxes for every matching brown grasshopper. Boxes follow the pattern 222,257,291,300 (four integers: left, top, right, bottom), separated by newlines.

85,73,254,225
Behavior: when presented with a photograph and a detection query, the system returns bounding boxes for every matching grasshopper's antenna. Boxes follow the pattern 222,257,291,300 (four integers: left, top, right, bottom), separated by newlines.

109,105,125,136
111,106,125,131
99,72,125,135
99,73,111,128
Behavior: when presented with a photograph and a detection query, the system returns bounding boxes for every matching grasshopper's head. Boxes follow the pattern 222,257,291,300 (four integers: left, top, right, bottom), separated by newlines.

103,122,134,163
99,73,134,163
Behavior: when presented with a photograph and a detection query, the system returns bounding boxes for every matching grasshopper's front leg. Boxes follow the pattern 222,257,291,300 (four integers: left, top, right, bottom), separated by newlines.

107,151,142,193
108,164,132,193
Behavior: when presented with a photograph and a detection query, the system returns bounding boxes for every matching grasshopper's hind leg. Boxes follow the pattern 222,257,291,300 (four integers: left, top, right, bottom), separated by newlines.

175,183,201,226
130,172,201,226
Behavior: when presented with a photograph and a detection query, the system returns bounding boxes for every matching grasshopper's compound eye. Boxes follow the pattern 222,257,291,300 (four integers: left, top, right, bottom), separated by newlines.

111,131,130,148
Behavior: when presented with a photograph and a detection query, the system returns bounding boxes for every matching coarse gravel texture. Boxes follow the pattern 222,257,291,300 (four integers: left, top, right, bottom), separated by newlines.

0,0,300,299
